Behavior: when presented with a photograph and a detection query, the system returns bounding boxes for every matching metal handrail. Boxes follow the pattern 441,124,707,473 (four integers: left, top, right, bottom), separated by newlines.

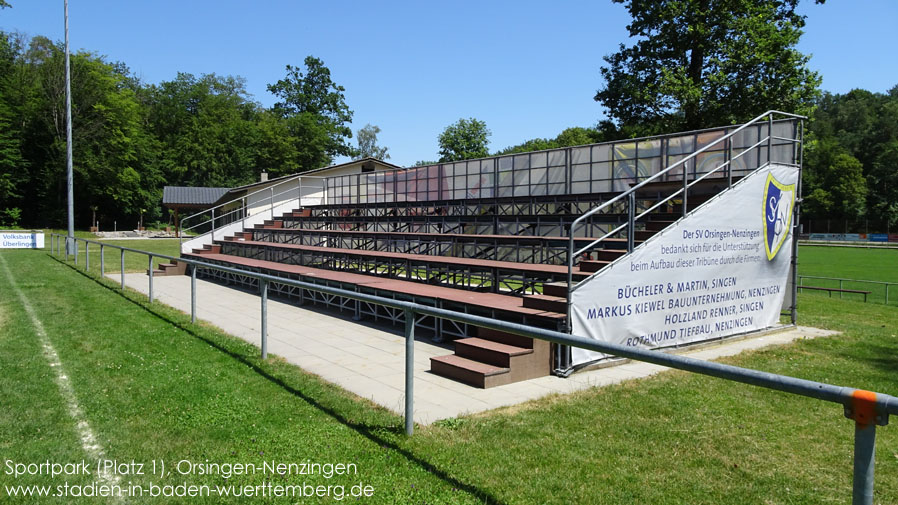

49,232,897,503
798,275,896,305
178,174,326,246
798,274,898,286
565,111,806,325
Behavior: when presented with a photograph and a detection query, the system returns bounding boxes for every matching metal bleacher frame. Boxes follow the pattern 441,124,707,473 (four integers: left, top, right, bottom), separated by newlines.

182,117,802,357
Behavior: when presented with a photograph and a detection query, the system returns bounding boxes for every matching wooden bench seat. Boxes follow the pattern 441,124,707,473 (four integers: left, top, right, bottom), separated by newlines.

183,252,566,321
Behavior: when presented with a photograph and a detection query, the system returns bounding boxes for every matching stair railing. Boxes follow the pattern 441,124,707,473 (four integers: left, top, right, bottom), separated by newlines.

178,174,327,251
565,111,806,333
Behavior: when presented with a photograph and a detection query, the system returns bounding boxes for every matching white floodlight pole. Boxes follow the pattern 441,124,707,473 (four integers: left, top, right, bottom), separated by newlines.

64,0,75,254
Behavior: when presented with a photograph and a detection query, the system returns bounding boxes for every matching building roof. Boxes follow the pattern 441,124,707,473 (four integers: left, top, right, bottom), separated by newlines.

223,157,402,195
162,186,230,208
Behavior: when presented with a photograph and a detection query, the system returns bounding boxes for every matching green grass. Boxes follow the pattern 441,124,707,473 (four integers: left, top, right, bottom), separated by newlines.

1,247,897,504
44,230,182,273
1,249,476,504
798,244,898,305
799,244,898,282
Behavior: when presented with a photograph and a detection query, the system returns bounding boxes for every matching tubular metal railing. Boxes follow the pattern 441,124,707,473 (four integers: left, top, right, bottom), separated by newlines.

49,232,895,504
798,275,897,305
178,174,327,250
565,111,805,352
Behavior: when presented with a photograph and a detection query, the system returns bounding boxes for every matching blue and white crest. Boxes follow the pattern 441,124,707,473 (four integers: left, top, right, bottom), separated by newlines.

763,173,795,261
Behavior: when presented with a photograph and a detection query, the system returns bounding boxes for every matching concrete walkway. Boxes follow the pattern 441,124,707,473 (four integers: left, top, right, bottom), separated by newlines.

113,272,837,425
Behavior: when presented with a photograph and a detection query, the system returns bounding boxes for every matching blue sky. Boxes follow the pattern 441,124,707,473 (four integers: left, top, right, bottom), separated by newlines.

2,1,897,167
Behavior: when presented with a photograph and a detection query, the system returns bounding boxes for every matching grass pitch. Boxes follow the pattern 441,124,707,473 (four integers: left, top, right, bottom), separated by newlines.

0,245,896,504
798,244,898,305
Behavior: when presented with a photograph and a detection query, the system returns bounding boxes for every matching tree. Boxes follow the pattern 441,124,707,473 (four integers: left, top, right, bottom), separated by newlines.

496,126,603,155
803,139,867,220
145,72,270,187
0,32,26,221
3,34,162,227
438,117,490,162
268,56,354,171
808,85,898,226
355,123,389,160
595,0,822,135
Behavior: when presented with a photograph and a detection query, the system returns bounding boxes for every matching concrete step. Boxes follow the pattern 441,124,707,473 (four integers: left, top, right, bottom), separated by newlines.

595,248,627,262
522,294,567,313
476,327,534,348
542,281,569,298
192,244,221,255
466,329,552,384
429,355,510,388
636,230,658,241
156,261,187,276
454,337,532,368
578,259,611,273
646,220,676,231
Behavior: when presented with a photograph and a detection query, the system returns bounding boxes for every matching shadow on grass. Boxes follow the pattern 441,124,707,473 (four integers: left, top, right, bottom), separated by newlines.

52,254,507,505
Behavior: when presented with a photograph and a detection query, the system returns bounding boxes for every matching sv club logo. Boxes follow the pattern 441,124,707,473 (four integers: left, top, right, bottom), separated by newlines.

763,173,795,261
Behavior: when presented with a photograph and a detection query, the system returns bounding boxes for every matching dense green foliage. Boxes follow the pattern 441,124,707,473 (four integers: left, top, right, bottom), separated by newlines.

438,117,491,162
595,0,822,136
805,87,898,224
0,32,352,229
494,126,604,155
268,56,355,171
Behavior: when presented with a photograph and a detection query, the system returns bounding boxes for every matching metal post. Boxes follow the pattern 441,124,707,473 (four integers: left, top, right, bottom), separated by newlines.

270,187,274,219
148,255,154,303
840,279,844,299
886,284,889,305
260,279,268,359
85,242,89,271
211,208,215,242
100,244,104,275
767,113,773,164
242,197,247,229
682,160,689,218
791,119,804,325
627,192,635,253
727,137,733,188
120,249,125,289
298,177,303,209
74,239,78,265
64,0,75,256
404,308,415,436
853,422,876,505
191,266,197,324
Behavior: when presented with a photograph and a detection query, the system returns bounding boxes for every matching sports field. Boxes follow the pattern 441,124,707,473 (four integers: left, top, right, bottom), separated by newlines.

798,244,898,305
0,244,895,504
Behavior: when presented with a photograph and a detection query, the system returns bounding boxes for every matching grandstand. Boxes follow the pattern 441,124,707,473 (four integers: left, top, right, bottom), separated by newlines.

163,114,802,388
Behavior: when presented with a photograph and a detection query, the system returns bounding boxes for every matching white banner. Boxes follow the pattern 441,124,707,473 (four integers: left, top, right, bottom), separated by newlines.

571,164,797,365
0,231,45,249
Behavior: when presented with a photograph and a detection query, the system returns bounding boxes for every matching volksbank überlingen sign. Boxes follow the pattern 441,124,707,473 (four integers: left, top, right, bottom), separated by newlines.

0,231,45,249
570,164,797,365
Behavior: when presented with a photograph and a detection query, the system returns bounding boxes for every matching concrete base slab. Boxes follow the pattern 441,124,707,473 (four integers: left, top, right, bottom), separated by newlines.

112,273,838,425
